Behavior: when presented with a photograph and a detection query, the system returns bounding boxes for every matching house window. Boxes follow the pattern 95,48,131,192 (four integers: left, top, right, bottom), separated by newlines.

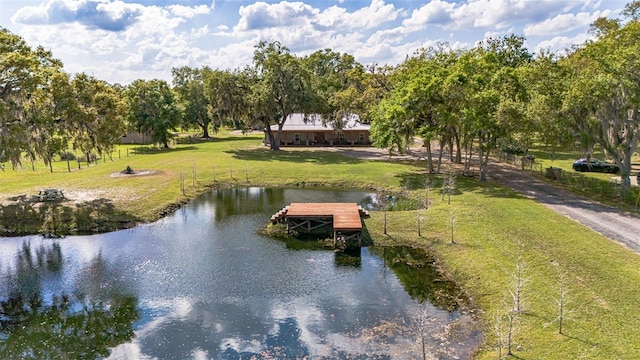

359,133,365,144
338,132,345,143
294,133,301,144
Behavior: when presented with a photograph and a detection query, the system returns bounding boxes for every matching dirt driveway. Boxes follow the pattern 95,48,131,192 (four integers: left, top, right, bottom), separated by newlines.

330,146,640,254
487,163,640,253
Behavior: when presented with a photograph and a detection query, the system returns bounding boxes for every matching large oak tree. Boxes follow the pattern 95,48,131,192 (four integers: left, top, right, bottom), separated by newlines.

124,79,181,149
249,41,310,150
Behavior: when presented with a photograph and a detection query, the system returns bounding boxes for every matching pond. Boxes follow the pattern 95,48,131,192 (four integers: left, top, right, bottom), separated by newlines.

0,188,480,359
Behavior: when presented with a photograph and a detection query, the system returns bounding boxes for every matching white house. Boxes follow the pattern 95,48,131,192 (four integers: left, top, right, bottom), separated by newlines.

264,113,371,146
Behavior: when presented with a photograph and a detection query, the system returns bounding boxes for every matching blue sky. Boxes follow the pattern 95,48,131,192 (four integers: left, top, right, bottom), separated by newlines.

0,0,630,85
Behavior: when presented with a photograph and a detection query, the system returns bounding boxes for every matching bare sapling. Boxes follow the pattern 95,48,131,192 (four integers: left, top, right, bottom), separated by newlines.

492,309,505,359
557,270,567,334
449,208,455,244
549,264,574,335
403,179,411,196
505,305,518,356
495,298,520,357
510,254,528,313
441,171,456,204
423,174,437,210
502,250,528,357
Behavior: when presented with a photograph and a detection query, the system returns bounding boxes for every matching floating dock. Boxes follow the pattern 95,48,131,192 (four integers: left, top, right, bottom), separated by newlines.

271,203,370,246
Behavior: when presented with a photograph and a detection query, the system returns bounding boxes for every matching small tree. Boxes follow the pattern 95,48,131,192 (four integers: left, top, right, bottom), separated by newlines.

505,305,518,356
423,174,438,209
500,248,528,357
556,270,568,334
510,253,528,313
492,309,506,359
549,263,575,335
441,171,456,204
449,208,456,244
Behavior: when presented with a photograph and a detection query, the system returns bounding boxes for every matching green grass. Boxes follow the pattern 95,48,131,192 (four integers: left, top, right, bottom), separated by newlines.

369,176,640,359
2,133,640,358
0,132,413,233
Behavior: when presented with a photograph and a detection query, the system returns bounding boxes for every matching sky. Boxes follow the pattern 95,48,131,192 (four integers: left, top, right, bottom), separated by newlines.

0,0,631,85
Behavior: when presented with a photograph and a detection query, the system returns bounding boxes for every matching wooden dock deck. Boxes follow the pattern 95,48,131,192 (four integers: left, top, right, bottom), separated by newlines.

270,203,370,246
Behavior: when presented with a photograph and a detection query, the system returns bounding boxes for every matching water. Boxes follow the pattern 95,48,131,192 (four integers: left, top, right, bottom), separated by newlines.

0,188,479,359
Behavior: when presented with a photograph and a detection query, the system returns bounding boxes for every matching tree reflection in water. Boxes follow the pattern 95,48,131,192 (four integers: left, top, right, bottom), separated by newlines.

0,242,138,359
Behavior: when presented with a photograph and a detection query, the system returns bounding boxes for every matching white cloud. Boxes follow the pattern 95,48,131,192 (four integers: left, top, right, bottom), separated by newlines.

403,0,455,29
123,6,182,39
191,25,209,38
202,39,258,70
314,5,347,29
524,10,609,36
236,1,318,31
580,0,603,11
535,33,593,54
11,3,49,24
12,0,143,31
341,0,401,30
236,0,400,35
367,26,410,46
168,4,211,18
316,0,402,31
2,0,628,84
401,0,581,31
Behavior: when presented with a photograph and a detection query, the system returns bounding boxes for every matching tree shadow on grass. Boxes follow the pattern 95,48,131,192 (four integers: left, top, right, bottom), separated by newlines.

0,198,140,237
394,170,528,200
226,148,364,165
131,146,198,155
177,135,261,144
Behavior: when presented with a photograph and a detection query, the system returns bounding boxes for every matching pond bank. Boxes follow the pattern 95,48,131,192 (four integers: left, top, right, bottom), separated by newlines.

0,187,483,359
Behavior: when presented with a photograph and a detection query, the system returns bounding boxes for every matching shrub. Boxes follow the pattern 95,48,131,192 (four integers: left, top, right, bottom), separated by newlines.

58,151,76,161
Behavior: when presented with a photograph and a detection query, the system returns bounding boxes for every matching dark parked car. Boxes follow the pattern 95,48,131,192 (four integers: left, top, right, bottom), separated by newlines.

572,158,620,173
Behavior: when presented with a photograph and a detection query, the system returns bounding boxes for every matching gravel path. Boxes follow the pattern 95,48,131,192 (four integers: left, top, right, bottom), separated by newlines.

331,146,640,253
488,163,640,253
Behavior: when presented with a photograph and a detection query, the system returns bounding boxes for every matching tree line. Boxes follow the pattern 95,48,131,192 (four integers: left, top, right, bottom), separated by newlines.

1,1,639,194
370,1,640,195
1,31,369,165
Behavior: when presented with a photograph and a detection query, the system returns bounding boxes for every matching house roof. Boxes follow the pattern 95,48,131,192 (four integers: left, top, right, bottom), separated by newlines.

270,113,370,132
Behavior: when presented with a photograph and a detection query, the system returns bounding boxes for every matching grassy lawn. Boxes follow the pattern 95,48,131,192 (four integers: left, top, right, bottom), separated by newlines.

371,178,640,359
2,132,640,358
